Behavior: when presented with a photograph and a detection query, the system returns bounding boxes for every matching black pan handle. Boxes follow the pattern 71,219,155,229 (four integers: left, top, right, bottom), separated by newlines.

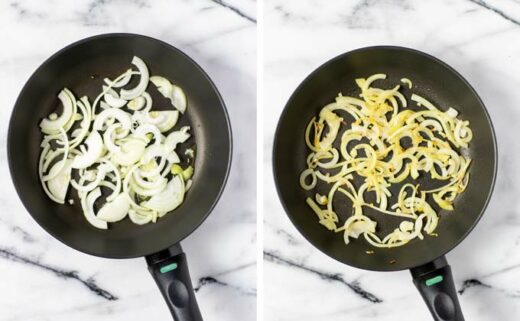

146,244,203,321
410,256,464,321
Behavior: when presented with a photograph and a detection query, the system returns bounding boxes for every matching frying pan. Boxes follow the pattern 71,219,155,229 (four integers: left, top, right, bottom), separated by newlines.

8,33,232,321
273,46,496,321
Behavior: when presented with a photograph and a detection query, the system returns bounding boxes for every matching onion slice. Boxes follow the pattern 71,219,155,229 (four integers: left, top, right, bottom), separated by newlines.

93,108,132,131
40,88,76,134
104,69,134,88
300,73,472,248
150,76,187,113
142,175,185,213
81,188,107,230
72,131,104,169
47,159,73,203
103,86,127,108
97,193,130,222
165,126,190,151
38,56,195,229
120,56,149,100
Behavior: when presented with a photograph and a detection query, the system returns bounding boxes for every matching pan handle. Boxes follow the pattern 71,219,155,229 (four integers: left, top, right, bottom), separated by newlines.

146,244,203,321
410,256,464,321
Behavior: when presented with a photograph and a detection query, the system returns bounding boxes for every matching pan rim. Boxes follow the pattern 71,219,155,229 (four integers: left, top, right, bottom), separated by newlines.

7,32,233,259
272,45,498,271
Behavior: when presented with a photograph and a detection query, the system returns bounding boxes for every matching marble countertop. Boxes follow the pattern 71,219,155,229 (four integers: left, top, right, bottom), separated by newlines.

263,0,520,320
0,1,256,320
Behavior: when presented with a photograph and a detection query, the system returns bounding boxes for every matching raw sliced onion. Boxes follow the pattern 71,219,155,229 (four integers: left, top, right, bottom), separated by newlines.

71,131,104,169
165,126,190,150
40,88,76,134
47,159,73,203
110,138,147,166
93,108,132,131
156,111,179,132
104,69,135,88
120,56,149,100
170,85,187,113
103,86,127,108
97,193,130,222
134,123,163,144
129,208,155,225
143,175,185,213
42,129,69,181
150,76,187,113
71,163,110,192
81,188,107,229
38,56,194,229
128,96,146,111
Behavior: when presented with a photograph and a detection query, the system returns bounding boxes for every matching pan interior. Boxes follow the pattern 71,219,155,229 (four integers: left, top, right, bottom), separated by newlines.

273,47,496,271
8,34,231,258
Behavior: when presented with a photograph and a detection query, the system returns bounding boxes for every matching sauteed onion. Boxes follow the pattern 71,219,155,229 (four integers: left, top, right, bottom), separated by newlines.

300,74,472,248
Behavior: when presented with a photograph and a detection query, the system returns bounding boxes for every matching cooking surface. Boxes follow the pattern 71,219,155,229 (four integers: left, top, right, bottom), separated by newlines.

264,1,519,320
273,47,496,271
0,1,256,320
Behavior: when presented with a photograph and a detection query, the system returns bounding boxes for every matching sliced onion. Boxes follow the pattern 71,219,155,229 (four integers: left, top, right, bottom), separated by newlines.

104,69,134,88
47,159,73,203
155,111,179,132
170,85,187,114
110,138,147,166
93,108,132,131
40,88,76,134
185,179,193,190
97,193,130,222
132,110,164,126
150,76,173,98
130,177,167,196
39,145,64,203
150,76,187,113
42,129,69,181
141,92,153,112
129,208,155,225
72,131,104,169
300,73,472,248
103,86,127,108
39,56,194,229
103,124,122,155
69,98,92,149
71,163,110,192
165,126,190,151
102,160,121,202
142,175,185,213
120,56,149,100
81,188,107,230
128,96,146,111
134,123,163,144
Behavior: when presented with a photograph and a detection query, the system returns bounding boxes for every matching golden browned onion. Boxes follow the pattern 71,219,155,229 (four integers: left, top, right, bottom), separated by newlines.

300,74,472,248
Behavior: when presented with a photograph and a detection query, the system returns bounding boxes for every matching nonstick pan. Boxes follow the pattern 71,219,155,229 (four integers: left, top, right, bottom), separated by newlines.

273,46,496,321
8,33,232,321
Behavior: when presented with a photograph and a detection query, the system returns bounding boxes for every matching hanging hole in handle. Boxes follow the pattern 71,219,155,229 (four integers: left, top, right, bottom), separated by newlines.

434,293,455,320
168,279,190,308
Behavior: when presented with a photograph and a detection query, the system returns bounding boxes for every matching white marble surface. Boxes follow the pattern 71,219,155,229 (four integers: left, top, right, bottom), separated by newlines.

0,0,256,320
264,1,520,320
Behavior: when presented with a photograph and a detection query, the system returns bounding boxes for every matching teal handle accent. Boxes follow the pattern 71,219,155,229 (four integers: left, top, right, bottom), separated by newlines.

425,275,444,286
160,262,178,274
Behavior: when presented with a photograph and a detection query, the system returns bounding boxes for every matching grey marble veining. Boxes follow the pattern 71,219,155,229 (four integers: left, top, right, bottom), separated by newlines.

0,0,256,320
264,0,520,320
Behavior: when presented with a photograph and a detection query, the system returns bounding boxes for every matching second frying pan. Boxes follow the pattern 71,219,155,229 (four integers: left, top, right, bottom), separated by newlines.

8,34,232,321
273,46,497,321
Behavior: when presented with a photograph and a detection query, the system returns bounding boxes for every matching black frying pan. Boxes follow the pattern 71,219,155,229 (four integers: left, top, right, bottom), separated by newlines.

8,33,232,321
273,46,496,321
